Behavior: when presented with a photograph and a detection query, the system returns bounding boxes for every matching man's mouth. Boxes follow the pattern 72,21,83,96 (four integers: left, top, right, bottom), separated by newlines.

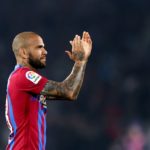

41,57,46,61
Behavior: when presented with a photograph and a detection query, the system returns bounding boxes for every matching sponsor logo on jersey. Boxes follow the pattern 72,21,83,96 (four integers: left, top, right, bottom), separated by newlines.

26,71,42,84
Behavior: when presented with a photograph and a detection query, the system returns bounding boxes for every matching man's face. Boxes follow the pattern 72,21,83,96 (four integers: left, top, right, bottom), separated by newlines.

26,35,47,69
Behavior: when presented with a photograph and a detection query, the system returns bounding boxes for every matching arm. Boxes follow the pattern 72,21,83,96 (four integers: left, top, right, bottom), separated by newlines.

41,61,87,100
41,31,92,100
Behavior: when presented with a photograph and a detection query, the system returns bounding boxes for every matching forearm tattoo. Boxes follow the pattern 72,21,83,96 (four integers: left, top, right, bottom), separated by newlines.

73,51,84,61
41,62,87,100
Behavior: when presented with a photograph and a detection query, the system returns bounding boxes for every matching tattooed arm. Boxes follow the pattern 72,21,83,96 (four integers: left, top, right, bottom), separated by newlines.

41,31,92,100
41,61,87,100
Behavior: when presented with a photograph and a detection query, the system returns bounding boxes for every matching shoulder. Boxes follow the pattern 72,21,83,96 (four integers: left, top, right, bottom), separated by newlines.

9,66,48,93
25,70,42,84
17,67,43,84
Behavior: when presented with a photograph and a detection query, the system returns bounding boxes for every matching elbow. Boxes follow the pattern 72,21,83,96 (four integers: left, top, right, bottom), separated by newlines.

67,92,78,101
70,96,77,101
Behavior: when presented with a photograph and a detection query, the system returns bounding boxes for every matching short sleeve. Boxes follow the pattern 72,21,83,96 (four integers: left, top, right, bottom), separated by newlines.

16,68,48,95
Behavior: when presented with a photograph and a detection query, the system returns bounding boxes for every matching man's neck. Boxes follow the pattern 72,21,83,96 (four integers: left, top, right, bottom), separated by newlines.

16,61,37,71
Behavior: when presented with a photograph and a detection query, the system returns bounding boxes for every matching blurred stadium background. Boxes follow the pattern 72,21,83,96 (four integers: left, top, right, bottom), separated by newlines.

1,0,150,149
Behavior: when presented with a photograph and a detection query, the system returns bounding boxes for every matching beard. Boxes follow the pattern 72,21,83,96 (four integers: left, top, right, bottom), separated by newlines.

28,53,46,69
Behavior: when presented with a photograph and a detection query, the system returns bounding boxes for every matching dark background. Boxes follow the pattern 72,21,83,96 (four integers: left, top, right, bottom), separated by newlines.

1,0,150,149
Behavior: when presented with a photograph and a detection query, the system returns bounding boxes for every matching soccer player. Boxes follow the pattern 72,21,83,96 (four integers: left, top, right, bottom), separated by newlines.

5,31,92,150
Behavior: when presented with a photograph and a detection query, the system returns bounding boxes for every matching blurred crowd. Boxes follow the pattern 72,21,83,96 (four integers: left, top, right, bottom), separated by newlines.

1,0,150,149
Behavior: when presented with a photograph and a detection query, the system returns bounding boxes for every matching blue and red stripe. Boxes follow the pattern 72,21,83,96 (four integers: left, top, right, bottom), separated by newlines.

6,92,17,150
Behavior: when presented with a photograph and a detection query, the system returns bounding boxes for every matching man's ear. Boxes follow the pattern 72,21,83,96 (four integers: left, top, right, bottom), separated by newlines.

19,48,29,59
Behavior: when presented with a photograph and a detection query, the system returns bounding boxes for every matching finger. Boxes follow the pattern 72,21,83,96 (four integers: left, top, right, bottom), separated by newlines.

72,40,75,51
88,38,92,45
69,41,73,45
65,51,72,59
85,32,90,42
82,31,87,41
74,35,78,51
77,35,81,47
83,32,91,43
65,50,71,56
87,33,92,44
76,35,81,51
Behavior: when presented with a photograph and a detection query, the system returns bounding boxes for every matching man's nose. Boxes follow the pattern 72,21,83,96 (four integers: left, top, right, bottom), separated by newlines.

43,48,48,55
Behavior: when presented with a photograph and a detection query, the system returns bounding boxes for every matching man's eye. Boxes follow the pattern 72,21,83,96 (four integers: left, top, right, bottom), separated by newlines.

38,46,44,49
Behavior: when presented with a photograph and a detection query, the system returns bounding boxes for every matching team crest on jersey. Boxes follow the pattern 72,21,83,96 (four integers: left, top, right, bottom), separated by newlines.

26,71,41,84
39,95,47,108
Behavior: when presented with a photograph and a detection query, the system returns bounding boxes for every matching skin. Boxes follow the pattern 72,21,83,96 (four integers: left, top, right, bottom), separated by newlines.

12,31,92,100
